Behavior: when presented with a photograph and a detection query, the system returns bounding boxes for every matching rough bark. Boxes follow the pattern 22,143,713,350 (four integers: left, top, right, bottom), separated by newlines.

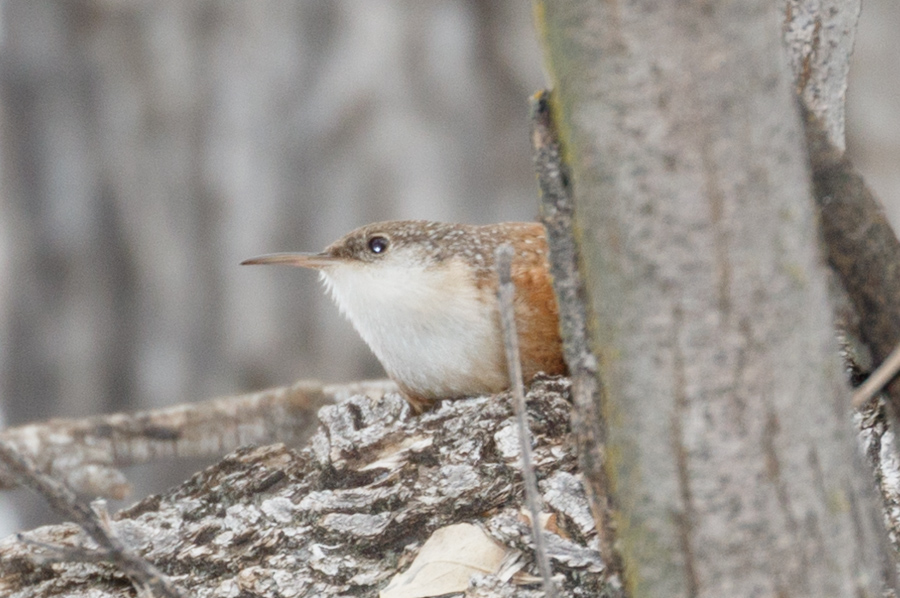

0,439,184,598
859,398,900,574
0,380,612,598
531,92,621,582
536,1,888,596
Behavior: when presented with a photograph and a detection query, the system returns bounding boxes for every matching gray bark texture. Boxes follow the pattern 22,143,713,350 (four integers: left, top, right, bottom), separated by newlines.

537,0,889,596
0,380,612,598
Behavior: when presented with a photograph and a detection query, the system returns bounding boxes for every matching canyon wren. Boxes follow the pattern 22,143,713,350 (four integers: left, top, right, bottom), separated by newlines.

241,220,567,412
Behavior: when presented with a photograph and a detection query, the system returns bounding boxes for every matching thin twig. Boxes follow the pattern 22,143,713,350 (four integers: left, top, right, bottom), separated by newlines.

495,243,558,598
0,439,185,598
852,342,900,409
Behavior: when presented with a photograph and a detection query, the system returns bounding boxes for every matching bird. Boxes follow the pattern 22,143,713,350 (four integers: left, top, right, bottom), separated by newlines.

241,220,567,412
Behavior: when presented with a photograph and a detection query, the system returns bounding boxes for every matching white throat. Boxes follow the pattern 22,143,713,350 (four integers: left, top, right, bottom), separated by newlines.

319,257,506,398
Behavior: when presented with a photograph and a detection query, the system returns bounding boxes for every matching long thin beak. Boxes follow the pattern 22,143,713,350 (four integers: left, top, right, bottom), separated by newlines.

240,252,334,269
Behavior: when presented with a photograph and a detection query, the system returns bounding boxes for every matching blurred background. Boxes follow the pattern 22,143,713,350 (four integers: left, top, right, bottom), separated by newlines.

0,1,896,533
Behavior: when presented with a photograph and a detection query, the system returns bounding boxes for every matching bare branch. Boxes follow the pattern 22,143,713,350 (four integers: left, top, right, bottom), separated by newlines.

0,379,394,498
0,439,184,598
852,343,900,409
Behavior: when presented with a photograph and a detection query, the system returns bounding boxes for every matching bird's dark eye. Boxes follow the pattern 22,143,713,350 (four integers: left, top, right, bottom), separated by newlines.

367,236,389,254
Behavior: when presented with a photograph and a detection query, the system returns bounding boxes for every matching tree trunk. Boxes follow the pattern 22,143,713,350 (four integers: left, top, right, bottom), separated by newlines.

537,1,890,596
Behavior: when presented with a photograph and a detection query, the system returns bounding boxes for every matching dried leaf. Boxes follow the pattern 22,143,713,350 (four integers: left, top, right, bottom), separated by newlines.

380,523,508,598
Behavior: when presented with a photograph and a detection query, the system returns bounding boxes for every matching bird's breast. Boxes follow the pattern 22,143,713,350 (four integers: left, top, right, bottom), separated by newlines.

320,259,508,399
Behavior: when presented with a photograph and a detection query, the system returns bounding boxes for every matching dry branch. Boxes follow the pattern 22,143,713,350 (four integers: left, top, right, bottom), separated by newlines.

852,343,900,409
0,440,184,598
0,379,395,498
